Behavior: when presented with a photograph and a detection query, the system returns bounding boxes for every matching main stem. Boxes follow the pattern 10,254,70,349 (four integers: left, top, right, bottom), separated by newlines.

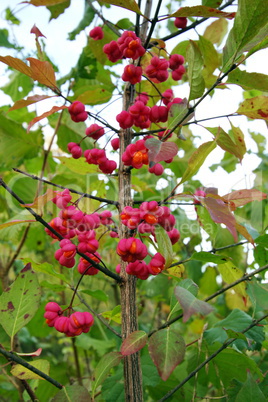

118,83,143,401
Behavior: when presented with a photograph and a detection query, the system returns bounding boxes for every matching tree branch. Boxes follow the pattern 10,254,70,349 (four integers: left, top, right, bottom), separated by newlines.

0,347,63,390
158,313,268,401
0,178,122,282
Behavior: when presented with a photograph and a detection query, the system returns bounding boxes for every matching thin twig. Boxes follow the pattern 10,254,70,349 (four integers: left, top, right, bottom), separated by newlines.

13,168,119,206
74,289,122,338
158,313,268,401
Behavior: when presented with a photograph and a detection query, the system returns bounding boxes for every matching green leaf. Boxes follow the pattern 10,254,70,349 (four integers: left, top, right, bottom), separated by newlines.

167,100,192,132
92,352,123,396
244,36,268,61
186,40,205,100
236,95,268,120
0,114,43,168
227,69,268,91
235,371,267,402
0,29,16,48
47,0,70,20
121,330,148,356
148,328,185,381
81,289,109,302
222,0,268,72
174,286,214,322
76,46,98,80
198,35,220,75
4,7,21,25
68,3,94,40
0,263,41,339
21,258,69,283
52,385,91,402
154,225,173,268
57,157,99,175
11,359,50,380
1,71,33,101
191,251,229,264
179,140,216,185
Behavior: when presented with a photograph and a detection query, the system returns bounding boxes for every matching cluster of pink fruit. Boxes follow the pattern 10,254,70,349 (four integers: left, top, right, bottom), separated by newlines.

115,201,180,280
66,114,117,174
45,188,117,275
44,302,94,337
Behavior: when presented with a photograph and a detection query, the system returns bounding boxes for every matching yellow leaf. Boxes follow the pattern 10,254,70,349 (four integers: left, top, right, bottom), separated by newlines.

27,57,58,89
237,95,268,120
21,189,57,214
0,220,35,230
166,265,185,279
225,289,249,311
11,359,50,380
218,261,246,297
99,0,143,15
0,55,32,77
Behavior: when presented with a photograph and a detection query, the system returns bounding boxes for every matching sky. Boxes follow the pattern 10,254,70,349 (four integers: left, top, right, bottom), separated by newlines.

0,0,267,200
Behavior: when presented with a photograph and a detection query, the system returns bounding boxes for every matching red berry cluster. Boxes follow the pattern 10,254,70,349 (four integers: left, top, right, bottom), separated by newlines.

116,202,180,280
44,302,94,337
45,189,116,272
103,31,145,62
66,119,117,174
68,101,88,122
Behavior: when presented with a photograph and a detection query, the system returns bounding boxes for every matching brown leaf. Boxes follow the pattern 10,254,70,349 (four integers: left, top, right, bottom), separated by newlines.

8,95,57,112
27,57,57,89
170,6,236,20
0,55,33,78
27,105,68,132
30,24,46,38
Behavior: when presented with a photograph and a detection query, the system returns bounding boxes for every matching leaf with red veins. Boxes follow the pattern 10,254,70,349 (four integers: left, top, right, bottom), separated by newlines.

145,138,178,163
148,328,185,381
223,189,267,210
174,286,214,323
27,105,68,132
8,95,57,112
120,330,148,356
201,195,238,241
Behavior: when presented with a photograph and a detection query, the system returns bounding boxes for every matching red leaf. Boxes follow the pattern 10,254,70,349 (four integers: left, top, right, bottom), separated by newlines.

30,24,46,38
120,330,148,356
8,95,57,112
222,189,267,210
170,6,235,20
27,105,68,132
201,195,238,241
174,286,214,322
145,138,178,163
148,328,185,381
17,348,42,357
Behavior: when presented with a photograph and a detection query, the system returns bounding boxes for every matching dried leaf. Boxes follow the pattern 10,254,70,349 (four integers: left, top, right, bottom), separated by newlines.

170,6,235,19
21,188,57,213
